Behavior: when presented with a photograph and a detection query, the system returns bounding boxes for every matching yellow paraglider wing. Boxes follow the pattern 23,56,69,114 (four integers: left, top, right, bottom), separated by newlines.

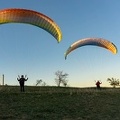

0,8,62,42
65,38,117,59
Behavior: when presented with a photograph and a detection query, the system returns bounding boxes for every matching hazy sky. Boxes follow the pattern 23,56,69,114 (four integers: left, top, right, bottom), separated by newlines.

0,0,120,87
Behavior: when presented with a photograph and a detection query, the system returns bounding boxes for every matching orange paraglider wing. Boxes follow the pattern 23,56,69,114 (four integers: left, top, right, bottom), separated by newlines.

65,38,117,59
0,8,62,42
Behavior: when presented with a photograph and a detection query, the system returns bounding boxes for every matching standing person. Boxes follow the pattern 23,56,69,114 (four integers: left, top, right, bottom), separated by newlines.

17,75,28,92
95,80,102,89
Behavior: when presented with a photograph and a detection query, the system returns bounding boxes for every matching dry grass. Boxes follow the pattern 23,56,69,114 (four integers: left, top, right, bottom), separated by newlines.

0,86,120,120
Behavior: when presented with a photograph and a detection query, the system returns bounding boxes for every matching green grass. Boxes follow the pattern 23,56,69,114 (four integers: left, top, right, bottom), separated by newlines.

0,86,120,120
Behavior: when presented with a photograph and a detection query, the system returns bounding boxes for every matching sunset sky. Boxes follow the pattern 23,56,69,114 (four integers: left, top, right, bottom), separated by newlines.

0,0,120,87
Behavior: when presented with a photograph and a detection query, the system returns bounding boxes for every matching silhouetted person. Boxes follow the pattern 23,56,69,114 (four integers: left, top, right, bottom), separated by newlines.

96,80,102,89
17,75,28,92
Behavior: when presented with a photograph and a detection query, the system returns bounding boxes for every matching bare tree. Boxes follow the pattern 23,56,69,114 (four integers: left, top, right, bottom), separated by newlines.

107,78,120,88
55,70,69,87
36,79,42,86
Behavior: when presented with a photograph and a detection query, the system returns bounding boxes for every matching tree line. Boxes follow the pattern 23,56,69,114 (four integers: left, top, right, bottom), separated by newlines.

36,70,69,87
35,71,120,88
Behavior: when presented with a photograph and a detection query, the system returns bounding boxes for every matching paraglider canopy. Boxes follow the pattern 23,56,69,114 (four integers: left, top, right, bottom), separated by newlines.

0,8,62,42
65,37,117,59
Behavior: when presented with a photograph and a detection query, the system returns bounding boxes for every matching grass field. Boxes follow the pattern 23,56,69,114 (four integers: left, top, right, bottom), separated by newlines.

0,86,120,120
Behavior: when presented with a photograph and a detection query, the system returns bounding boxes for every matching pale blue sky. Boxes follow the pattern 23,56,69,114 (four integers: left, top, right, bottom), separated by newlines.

0,0,120,87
